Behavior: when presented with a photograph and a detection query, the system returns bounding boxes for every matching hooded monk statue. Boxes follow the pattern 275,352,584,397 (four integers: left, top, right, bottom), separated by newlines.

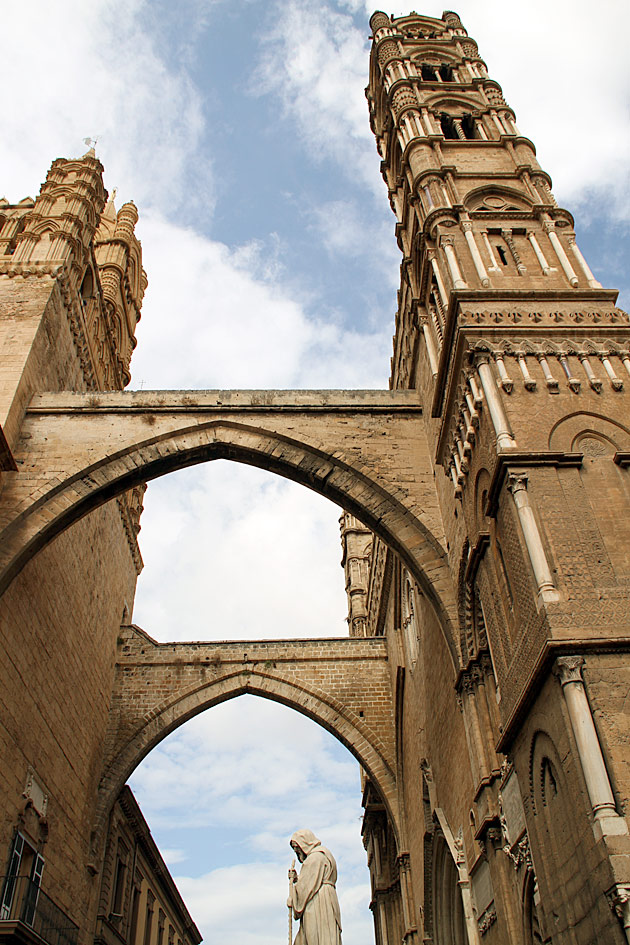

288,829,343,945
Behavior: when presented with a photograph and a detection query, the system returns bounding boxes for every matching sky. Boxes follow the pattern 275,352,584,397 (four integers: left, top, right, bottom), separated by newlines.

2,2,629,944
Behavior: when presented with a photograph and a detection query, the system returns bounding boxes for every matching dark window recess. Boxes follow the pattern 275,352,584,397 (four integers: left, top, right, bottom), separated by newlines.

111,855,126,919
461,113,476,139
440,114,458,139
439,64,454,81
421,64,438,81
129,887,141,945
497,245,509,266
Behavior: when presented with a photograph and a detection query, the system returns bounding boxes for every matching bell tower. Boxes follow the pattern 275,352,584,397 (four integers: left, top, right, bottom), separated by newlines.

366,9,630,945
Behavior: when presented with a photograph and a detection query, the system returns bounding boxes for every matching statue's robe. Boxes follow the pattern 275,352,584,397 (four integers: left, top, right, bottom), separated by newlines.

289,838,342,945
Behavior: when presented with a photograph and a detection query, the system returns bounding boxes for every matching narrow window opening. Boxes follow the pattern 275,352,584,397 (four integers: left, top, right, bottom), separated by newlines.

461,113,476,139
497,245,509,266
80,267,95,304
143,891,155,945
421,64,438,81
111,853,127,919
495,536,514,609
440,114,457,139
439,64,453,81
129,886,141,945
157,910,165,945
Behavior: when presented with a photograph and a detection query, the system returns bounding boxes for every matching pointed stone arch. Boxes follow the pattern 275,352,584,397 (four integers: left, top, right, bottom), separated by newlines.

96,636,400,843
1,392,459,656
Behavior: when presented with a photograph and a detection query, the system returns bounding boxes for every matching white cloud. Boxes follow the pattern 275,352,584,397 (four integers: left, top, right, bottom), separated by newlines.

175,862,372,945
255,1,382,193
133,462,349,642
130,211,390,391
130,699,360,826
0,0,208,214
308,199,399,284
160,848,189,866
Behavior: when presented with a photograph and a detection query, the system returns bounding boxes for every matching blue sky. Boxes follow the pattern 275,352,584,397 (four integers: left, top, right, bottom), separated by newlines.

2,2,629,944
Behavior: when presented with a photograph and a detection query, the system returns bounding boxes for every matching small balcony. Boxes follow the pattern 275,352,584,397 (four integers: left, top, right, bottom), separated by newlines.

0,877,79,945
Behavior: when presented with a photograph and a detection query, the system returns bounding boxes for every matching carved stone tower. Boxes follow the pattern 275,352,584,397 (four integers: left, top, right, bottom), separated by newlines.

362,8,630,945
0,151,148,935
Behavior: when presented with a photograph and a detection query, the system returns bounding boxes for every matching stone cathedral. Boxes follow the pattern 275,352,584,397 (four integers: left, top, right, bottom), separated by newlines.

0,8,629,945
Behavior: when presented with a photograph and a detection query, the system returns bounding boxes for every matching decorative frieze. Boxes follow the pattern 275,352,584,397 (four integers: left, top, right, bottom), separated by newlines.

458,306,629,327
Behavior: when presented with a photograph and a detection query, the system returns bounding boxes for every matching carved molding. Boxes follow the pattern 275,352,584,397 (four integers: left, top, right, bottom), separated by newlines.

607,883,630,921
477,903,497,935
506,471,528,495
460,308,629,327
554,655,585,686
116,490,145,576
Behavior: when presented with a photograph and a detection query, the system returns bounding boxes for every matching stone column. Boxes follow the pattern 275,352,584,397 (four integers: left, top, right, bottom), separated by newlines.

397,853,418,945
554,656,627,837
507,473,558,602
476,357,516,450
441,236,467,289
420,317,439,374
461,222,490,286
543,221,579,287
527,231,554,276
480,230,500,272
429,253,449,307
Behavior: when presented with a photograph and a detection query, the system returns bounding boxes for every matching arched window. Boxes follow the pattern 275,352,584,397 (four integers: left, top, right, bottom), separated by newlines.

433,835,467,945
439,113,476,140
523,869,543,944
4,216,26,256
80,266,95,305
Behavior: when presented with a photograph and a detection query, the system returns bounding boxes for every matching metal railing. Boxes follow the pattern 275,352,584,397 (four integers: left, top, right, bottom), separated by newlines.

0,876,79,945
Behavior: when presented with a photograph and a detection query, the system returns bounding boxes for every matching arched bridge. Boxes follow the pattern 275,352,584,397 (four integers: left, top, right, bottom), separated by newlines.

99,625,398,835
0,389,457,641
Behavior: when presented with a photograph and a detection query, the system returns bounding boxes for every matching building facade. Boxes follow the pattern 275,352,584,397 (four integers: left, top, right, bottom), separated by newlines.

95,788,201,945
0,153,150,941
350,9,630,945
0,9,629,945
